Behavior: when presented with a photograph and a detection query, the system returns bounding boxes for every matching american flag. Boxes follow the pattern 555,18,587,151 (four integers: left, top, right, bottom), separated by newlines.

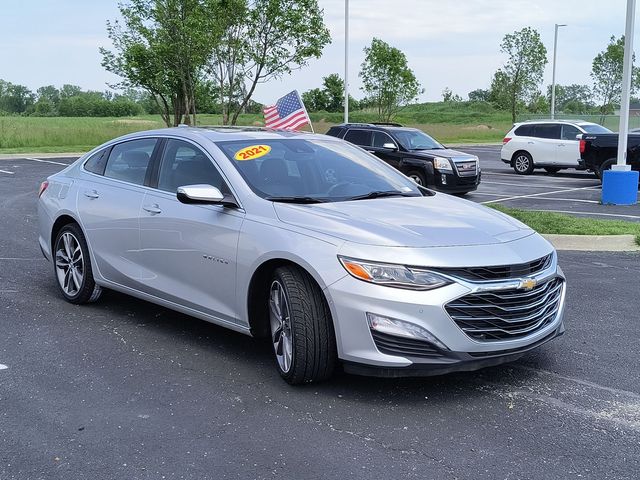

263,90,310,131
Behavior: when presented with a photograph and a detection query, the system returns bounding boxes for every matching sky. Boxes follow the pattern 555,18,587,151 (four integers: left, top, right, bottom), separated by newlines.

0,0,634,103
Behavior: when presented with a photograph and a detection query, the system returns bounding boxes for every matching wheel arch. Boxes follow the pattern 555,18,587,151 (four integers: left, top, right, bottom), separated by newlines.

50,213,81,254
511,149,532,165
246,257,331,339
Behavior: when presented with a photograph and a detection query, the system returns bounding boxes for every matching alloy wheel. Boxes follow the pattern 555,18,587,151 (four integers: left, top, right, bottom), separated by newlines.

514,155,530,173
409,174,423,185
269,280,294,373
55,232,84,296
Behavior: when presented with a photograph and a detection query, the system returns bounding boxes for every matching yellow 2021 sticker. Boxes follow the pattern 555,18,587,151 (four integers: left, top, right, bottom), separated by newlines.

234,144,271,161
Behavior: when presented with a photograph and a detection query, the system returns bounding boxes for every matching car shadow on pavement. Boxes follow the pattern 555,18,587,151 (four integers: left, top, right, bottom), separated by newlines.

63,287,545,404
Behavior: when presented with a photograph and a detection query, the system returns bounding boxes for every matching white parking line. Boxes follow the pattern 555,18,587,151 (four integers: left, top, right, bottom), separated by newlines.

482,171,597,183
0,169,14,175
0,364,7,370
481,185,600,205
531,197,600,204
25,157,69,166
482,180,577,189
469,192,512,197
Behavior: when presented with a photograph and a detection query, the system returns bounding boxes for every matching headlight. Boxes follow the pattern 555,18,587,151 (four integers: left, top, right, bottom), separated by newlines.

338,256,453,290
433,156,452,171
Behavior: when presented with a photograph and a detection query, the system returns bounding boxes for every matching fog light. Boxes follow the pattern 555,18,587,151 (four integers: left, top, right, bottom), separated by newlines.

441,174,447,185
366,313,449,350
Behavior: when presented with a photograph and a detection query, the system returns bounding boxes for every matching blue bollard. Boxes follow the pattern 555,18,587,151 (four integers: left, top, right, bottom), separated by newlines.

601,169,639,205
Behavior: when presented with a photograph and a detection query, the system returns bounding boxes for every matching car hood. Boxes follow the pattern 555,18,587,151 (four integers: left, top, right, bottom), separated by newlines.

408,148,476,160
273,195,534,247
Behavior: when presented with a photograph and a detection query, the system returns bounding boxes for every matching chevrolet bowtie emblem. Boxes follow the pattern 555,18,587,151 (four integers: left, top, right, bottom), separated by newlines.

520,278,537,291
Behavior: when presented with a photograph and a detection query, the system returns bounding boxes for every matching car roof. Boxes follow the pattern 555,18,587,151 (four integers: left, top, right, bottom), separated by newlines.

333,123,416,132
516,119,599,127
109,126,332,144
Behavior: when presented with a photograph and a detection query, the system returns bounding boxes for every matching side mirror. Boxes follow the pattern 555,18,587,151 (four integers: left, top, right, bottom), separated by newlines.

177,184,238,208
382,142,398,151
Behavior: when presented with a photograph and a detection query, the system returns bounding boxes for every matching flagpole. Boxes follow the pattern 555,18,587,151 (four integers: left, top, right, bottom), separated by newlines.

344,0,349,124
294,89,314,133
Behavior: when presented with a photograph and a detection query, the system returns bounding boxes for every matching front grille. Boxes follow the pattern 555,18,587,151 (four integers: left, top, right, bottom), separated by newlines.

371,330,445,358
436,254,552,282
445,277,564,341
467,330,558,357
454,160,478,177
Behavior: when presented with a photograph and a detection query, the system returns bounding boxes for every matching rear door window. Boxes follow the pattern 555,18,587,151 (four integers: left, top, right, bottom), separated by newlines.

104,138,158,186
533,124,561,139
84,148,109,175
344,129,373,147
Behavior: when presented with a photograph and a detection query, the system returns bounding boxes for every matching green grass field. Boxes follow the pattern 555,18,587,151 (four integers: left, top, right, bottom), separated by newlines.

490,205,640,245
0,103,513,154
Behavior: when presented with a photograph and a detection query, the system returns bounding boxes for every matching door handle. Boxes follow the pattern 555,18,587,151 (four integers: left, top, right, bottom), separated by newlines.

83,190,99,199
558,143,566,147
366,150,376,153
143,204,162,215
527,141,535,144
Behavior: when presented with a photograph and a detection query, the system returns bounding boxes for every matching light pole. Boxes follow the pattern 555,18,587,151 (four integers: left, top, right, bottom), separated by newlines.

344,0,349,124
550,23,566,120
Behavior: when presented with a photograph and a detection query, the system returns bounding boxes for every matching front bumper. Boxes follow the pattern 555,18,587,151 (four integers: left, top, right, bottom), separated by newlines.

431,170,481,193
343,324,564,377
326,242,566,377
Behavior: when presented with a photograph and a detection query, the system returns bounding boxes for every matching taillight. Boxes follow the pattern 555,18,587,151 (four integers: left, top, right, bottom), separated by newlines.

502,137,512,144
38,180,49,198
579,139,586,154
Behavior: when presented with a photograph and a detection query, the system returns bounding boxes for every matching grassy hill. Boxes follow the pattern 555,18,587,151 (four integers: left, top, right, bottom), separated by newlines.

0,102,513,153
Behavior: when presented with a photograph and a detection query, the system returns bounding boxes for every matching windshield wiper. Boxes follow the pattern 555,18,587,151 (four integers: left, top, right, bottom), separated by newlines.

346,190,415,201
265,195,327,204
413,147,443,150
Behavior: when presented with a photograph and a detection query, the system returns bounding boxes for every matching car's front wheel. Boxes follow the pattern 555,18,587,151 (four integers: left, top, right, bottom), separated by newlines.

513,152,534,175
53,223,102,304
406,170,427,186
269,266,336,385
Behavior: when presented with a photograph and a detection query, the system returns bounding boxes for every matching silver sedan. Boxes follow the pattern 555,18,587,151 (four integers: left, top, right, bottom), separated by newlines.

38,127,566,384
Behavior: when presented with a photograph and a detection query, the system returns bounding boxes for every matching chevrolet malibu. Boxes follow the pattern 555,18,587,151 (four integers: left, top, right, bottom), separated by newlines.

38,127,566,384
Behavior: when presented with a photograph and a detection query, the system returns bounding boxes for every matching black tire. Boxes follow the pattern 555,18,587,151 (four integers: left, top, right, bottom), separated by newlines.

512,151,534,175
268,266,337,385
53,223,102,304
406,170,427,186
595,158,617,182
544,167,561,174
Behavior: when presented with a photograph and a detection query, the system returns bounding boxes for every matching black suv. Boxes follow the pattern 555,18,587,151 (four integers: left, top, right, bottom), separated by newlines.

326,123,481,194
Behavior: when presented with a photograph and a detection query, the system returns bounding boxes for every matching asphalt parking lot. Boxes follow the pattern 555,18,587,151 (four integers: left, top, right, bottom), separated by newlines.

1,156,640,479
458,145,640,222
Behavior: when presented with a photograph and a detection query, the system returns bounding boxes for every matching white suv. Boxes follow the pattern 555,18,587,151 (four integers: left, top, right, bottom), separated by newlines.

501,120,611,175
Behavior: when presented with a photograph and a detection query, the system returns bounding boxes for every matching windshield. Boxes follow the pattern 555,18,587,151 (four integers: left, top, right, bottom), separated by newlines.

581,124,612,134
392,129,444,150
217,138,422,202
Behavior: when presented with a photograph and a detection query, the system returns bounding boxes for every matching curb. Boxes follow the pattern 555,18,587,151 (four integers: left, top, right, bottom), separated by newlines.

0,153,85,160
542,234,640,252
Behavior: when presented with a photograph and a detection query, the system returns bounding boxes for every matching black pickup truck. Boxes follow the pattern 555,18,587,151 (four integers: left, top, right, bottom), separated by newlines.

579,133,640,180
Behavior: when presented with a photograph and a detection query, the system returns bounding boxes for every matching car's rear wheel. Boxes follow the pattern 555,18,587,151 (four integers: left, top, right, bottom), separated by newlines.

513,152,534,175
54,224,102,304
595,158,617,182
269,266,336,385
544,167,561,174
406,170,426,186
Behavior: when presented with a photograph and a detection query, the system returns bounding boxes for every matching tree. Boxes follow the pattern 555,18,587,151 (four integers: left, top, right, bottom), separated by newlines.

442,87,462,102
209,0,331,125
0,81,35,114
591,36,640,116
468,88,490,102
101,0,222,126
545,84,594,114
359,38,422,122
493,27,547,122
301,73,346,112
